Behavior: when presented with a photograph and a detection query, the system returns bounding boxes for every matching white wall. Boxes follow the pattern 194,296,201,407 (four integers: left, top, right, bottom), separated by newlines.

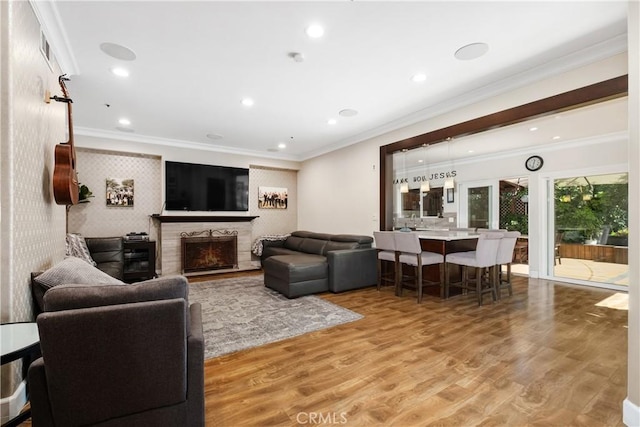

297,139,380,234
625,1,640,424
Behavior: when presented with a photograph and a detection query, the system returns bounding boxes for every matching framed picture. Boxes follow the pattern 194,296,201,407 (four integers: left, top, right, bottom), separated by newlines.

446,188,454,203
258,186,287,209
106,178,134,207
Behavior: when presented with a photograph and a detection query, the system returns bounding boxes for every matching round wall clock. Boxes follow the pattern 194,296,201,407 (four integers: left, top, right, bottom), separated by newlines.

525,155,544,171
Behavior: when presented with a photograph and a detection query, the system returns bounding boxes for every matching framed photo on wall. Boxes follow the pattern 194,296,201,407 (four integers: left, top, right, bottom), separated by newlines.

446,188,454,203
106,178,134,207
258,186,287,209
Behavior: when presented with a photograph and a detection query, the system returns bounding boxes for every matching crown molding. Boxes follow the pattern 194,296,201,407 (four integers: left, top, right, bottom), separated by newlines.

74,127,301,162
30,0,79,75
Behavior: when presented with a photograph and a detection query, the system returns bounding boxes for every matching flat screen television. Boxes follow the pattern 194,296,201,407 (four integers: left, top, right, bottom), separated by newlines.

165,161,249,211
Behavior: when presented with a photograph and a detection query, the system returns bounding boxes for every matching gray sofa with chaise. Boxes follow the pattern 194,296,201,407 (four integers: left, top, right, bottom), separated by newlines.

261,230,377,298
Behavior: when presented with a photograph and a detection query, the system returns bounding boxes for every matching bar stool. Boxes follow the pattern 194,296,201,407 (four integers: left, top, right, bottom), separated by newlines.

373,231,398,291
496,231,521,300
444,232,503,306
393,232,444,303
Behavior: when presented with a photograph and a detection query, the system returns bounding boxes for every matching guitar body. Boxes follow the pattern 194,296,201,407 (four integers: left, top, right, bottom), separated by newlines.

53,143,79,205
52,75,79,206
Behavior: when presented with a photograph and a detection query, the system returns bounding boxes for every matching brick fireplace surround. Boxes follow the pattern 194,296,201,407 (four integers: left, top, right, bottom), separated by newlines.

154,216,259,276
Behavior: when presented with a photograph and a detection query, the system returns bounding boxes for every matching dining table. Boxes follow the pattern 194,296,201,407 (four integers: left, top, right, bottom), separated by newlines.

413,229,481,298
416,229,480,255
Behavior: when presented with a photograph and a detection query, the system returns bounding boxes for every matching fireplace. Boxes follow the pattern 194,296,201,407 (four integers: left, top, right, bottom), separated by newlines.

181,229,238,273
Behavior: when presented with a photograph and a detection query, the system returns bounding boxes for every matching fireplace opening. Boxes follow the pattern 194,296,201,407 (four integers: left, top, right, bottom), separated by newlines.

181,230,238,273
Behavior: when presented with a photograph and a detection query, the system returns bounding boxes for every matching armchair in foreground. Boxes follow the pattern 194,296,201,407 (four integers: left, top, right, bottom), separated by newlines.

28,276,204,427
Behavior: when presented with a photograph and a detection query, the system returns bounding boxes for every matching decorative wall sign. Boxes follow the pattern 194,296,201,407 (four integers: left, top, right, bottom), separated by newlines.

258,186,287,209
106,178,134,207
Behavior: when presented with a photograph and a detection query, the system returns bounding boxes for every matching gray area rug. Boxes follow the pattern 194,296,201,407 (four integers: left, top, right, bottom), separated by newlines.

188,275,363,359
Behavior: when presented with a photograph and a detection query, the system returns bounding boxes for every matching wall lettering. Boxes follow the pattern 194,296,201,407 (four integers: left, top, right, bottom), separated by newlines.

393,170,457,186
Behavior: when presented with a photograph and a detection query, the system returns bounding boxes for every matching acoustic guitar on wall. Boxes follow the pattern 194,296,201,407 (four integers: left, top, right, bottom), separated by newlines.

52,75,79,205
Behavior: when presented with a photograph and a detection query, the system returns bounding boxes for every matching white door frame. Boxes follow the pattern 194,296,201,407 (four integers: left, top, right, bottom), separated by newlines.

458,179,500,229
539,163,628,291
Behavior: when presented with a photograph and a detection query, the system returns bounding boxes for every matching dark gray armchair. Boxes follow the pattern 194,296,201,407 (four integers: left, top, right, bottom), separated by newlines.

28,275,204,427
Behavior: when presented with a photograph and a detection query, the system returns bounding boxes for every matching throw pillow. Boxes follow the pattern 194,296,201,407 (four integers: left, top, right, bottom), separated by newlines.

65,233,97,266
33,257,125,313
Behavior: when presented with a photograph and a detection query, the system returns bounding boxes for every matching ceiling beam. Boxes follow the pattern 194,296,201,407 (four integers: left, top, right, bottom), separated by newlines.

383,75,628,154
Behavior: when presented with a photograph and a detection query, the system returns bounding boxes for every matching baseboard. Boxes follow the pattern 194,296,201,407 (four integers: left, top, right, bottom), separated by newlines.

624,398,640,427
0,380,27,425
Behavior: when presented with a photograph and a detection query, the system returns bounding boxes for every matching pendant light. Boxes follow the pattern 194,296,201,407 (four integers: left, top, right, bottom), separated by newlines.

444,137,455,189
400,149,409,193
420,144,430,192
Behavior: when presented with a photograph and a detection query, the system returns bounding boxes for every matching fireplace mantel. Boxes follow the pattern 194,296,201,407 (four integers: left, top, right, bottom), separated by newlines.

151,215,258,223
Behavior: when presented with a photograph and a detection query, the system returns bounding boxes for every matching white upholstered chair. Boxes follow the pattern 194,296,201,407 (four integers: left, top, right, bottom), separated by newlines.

444,232,503,306
496,231,521,300
393,232,444,303
373,231,398,291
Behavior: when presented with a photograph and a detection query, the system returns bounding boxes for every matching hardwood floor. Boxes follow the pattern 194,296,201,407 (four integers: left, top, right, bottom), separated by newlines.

17,274,626,426
204,275,628,426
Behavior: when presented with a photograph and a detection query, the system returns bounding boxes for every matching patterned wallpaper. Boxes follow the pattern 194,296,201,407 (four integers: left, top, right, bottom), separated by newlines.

67,148,162,240
1,1,67,398
67,152,297,264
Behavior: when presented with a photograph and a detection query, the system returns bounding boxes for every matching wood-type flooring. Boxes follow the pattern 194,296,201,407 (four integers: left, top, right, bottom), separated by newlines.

204,275,628,426
17,274,627,426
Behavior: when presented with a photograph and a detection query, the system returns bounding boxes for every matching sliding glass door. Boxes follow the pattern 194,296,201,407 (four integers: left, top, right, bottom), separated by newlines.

549,172,628,288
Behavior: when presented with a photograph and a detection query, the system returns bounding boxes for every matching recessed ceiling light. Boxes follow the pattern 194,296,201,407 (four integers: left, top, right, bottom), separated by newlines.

111,67,129,77
411,73,427,83
338,109,358,117
241,98,254,107
418,159,424,163
529,126,539,132
454,42,489,61
553,135,561,140
99,42,137,61
468,150,475,153
305,24,324,38
327,119,337,125
278,142,287,149
118,118,131,125
206,133,223,140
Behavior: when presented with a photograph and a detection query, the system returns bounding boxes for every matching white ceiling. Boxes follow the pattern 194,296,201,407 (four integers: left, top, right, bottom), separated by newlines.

41,1,628,161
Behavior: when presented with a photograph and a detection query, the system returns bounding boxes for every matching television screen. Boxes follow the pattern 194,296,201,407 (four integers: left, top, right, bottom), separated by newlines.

165,161,249,211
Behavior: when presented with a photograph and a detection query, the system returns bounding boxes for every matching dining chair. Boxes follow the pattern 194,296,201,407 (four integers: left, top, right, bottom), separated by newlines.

444,232,503,306
513,238,528,264
393,232,444,303
554,232,564,265
496,231,521,300
373,231,398,291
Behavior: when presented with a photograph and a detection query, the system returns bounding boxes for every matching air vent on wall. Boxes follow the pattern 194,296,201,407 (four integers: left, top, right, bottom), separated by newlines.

39,29,54,70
